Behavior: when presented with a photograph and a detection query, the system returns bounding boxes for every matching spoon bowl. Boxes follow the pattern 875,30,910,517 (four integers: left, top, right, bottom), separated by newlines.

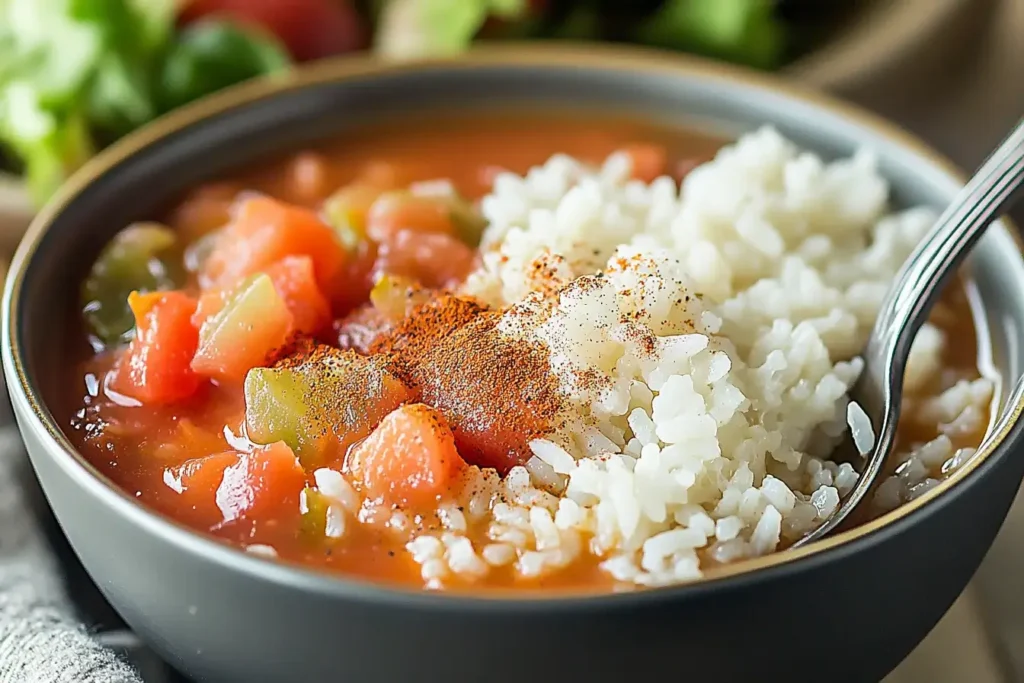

795,119,1024,548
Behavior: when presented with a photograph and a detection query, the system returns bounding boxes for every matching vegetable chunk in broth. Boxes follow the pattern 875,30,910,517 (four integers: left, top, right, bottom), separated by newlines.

64,112,993,594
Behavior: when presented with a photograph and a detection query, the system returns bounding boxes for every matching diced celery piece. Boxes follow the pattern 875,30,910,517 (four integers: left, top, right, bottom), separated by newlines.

244,365,313,460
243,347,412,468
81,222,180,347
299,489,342,540
192,273,293,384
196,273,286,354
449,195,487,247
322,185,372,253
369,274,423,321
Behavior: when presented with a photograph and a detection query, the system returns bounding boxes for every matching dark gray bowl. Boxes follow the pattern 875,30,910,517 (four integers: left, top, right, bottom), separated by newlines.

5,45,1024,683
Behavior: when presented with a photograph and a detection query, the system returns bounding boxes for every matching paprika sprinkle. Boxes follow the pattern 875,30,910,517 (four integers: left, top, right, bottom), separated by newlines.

370,294,565,474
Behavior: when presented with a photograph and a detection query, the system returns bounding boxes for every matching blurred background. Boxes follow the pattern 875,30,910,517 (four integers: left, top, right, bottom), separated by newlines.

1,0,1023,681
1,0,1020,219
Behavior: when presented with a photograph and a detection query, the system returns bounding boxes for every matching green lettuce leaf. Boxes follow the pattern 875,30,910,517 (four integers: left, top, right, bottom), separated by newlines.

157,20,291,114
0,0,172,201
375,0,528,59
0,82,94,203
637,0,785,70
0,0,290,206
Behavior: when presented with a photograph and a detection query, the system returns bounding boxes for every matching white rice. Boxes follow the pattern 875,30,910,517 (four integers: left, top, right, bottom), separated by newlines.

244,544,279,558
364,127,994,588
847,402,875,456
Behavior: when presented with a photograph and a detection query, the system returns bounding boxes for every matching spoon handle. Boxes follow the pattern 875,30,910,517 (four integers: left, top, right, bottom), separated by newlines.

866,120,1024,397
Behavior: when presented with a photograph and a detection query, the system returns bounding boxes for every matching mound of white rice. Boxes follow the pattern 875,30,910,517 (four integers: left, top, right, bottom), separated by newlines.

341,127,996,589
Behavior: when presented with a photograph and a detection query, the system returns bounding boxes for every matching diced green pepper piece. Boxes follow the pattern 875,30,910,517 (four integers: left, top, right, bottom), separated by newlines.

448,194,487,247
244,365,318,463
299,486,342,540
322,186,372,254
369,274,424,321
244,348,413,469
81,222,180,347
328,210,364,254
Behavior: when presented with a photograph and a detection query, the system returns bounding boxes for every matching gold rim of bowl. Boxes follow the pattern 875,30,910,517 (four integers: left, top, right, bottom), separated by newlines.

7,43,1023,601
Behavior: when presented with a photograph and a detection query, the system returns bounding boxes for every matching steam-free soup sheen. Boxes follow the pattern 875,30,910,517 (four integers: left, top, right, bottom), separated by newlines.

65,113,993,594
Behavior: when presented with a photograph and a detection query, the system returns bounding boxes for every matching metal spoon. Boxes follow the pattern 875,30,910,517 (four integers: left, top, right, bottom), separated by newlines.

793,119,1024,549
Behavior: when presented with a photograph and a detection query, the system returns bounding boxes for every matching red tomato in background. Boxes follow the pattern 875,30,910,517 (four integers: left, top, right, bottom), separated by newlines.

480,0,551,37
179,0,368,62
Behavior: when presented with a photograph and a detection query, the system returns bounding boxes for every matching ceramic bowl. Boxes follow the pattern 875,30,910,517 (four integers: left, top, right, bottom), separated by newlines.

5,46,1024,683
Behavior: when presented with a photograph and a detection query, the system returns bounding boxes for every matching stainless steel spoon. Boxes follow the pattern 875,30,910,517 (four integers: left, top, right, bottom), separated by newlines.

793,119,1024,549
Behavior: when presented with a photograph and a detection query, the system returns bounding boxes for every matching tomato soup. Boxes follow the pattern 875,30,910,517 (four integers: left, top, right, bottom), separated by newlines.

65,113,992,593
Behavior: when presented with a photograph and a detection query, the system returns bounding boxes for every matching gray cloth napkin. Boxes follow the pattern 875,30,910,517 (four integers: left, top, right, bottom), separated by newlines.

0,427,141,683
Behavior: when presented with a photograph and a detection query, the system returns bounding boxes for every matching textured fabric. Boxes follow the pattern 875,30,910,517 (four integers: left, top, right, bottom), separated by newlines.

0,427,140,683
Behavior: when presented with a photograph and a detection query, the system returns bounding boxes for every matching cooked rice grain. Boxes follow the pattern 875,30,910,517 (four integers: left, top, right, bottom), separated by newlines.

392,127,994,588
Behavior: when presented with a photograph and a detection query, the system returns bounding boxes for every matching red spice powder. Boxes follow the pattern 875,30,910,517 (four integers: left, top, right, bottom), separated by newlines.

276,286,565,474
369,294,489,377
371,294,564,473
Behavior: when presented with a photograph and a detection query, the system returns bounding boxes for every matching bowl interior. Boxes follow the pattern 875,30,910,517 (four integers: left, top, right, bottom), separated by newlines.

8,48,1024,593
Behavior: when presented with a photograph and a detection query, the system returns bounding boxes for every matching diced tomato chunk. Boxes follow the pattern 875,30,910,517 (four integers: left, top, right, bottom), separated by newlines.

620,143,668,183
216,442,307,523
170,182,240,241
162,442,306,529
111,291,202,404
263,256,331,336
179,0,368,62
418,376,545,475
366,192,456,243
191,288,230,330
329,239,378,316
202,195,345,292
162,451,239,528
346,404,465,509
374,230,475,289
395,317,555,474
